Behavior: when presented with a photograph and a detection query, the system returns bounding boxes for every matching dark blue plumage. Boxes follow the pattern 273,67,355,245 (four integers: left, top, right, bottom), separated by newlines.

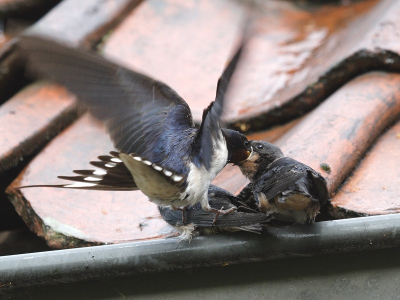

17,33,251,213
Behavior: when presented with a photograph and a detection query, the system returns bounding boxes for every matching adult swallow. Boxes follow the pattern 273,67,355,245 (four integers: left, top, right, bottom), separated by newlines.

16,34,252,216
237,140,329,224
159,185,272,240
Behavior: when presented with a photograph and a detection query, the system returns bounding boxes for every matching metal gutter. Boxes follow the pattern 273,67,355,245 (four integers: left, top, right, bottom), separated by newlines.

1,214,399,289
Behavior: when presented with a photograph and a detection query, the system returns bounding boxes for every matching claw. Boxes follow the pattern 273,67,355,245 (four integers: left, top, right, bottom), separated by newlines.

172,205,189,225
211,206,237,226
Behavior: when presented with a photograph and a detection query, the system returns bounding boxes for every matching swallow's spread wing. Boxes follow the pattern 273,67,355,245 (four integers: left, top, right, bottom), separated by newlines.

17,34,195,167
192,44,244,169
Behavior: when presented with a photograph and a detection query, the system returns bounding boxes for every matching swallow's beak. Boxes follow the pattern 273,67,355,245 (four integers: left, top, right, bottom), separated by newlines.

246,146,253,159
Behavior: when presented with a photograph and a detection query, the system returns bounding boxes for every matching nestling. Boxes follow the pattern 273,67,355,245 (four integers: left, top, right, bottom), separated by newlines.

237,140,329,224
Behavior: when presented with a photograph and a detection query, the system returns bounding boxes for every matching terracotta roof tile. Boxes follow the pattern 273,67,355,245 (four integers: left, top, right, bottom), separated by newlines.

7,116,173,248
330,119,400,217
102,0,244,120
225,0,400,131
276,72,400,194
28,0,142,46
0,82,77,173
2,0,400,247
0,0,143,173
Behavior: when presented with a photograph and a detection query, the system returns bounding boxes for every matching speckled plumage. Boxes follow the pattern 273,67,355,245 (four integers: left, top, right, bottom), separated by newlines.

238,140,329,224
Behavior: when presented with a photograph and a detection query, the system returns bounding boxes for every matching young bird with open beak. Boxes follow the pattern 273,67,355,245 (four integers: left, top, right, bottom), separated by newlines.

237,140,329,224
16,33,252,218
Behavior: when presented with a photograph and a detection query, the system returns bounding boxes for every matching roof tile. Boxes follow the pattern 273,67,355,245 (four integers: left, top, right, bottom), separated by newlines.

330,119,400,217
7,116,174,248
3,0,400,247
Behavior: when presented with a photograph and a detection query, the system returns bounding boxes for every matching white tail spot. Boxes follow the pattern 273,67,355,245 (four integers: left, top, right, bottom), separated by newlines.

172,175,183,182
93,170,107,175
65,182,97,188
152,165,162,171
111,158,122,163
143,160,152,166
133,156,142,161
163,170,173,177
105,163,117,168
84,176,102,181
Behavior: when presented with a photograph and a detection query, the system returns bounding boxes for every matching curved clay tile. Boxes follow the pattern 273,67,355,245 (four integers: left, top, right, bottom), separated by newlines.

3,0,400,247
0,0,143,174
7,116,176,248
330,119,400,218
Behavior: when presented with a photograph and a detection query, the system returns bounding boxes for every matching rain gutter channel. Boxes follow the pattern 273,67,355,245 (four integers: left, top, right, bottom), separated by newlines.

0,213,399,289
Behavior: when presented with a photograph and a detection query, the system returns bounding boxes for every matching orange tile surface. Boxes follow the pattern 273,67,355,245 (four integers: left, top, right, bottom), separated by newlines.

331,120,400,217
0,82,77,173
277,72,400,194
103,0,244,121
30,0,141,47
3,0,400,248
7,115,174,248
225,0,400,131
0,0,143,172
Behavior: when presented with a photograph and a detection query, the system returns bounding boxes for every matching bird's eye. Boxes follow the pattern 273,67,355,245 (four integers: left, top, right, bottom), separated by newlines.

256,144,264,150
244,141,250,147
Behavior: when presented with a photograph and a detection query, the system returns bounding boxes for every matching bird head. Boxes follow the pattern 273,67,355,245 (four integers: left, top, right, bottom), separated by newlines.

222,129,252,165
250,140,284,163
237,140,284,181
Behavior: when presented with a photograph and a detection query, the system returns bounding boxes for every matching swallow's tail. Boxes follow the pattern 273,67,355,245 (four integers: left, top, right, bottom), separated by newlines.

17,151,139,191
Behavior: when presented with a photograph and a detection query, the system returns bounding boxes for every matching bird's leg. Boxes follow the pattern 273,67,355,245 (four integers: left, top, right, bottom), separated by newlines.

172,205,189,225
211,206,237,226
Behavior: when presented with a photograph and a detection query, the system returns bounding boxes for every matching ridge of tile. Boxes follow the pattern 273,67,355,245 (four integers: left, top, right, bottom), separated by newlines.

0,81,77,173
225,0,400,132
217,72,400,205
277,72,400,195
330,119,400,217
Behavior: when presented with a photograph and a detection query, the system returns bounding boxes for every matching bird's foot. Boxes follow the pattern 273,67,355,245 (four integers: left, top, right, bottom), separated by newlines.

211,206,237,226
172,205,189,225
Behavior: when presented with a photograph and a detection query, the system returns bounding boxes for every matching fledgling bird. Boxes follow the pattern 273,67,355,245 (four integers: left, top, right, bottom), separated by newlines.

159,185,272,241
16,34,252,216
237,140,329,224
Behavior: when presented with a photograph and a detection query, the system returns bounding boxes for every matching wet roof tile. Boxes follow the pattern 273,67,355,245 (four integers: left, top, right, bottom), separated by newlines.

102,0,244,120
330,119,400,217
225,0,400,131
0,0,142,173
29,0,141,46
2,0,400,247
0,82,76,173
276,72,400,193
7,116,173,248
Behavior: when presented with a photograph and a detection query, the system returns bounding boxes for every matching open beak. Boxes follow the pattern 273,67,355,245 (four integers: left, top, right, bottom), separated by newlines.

246,146,253,159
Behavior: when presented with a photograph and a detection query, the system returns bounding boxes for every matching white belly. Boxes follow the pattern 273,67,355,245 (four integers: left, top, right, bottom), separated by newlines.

183,136,228,209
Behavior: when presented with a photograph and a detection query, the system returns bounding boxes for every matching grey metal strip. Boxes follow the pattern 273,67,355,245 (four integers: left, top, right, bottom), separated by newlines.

1,214,399,289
